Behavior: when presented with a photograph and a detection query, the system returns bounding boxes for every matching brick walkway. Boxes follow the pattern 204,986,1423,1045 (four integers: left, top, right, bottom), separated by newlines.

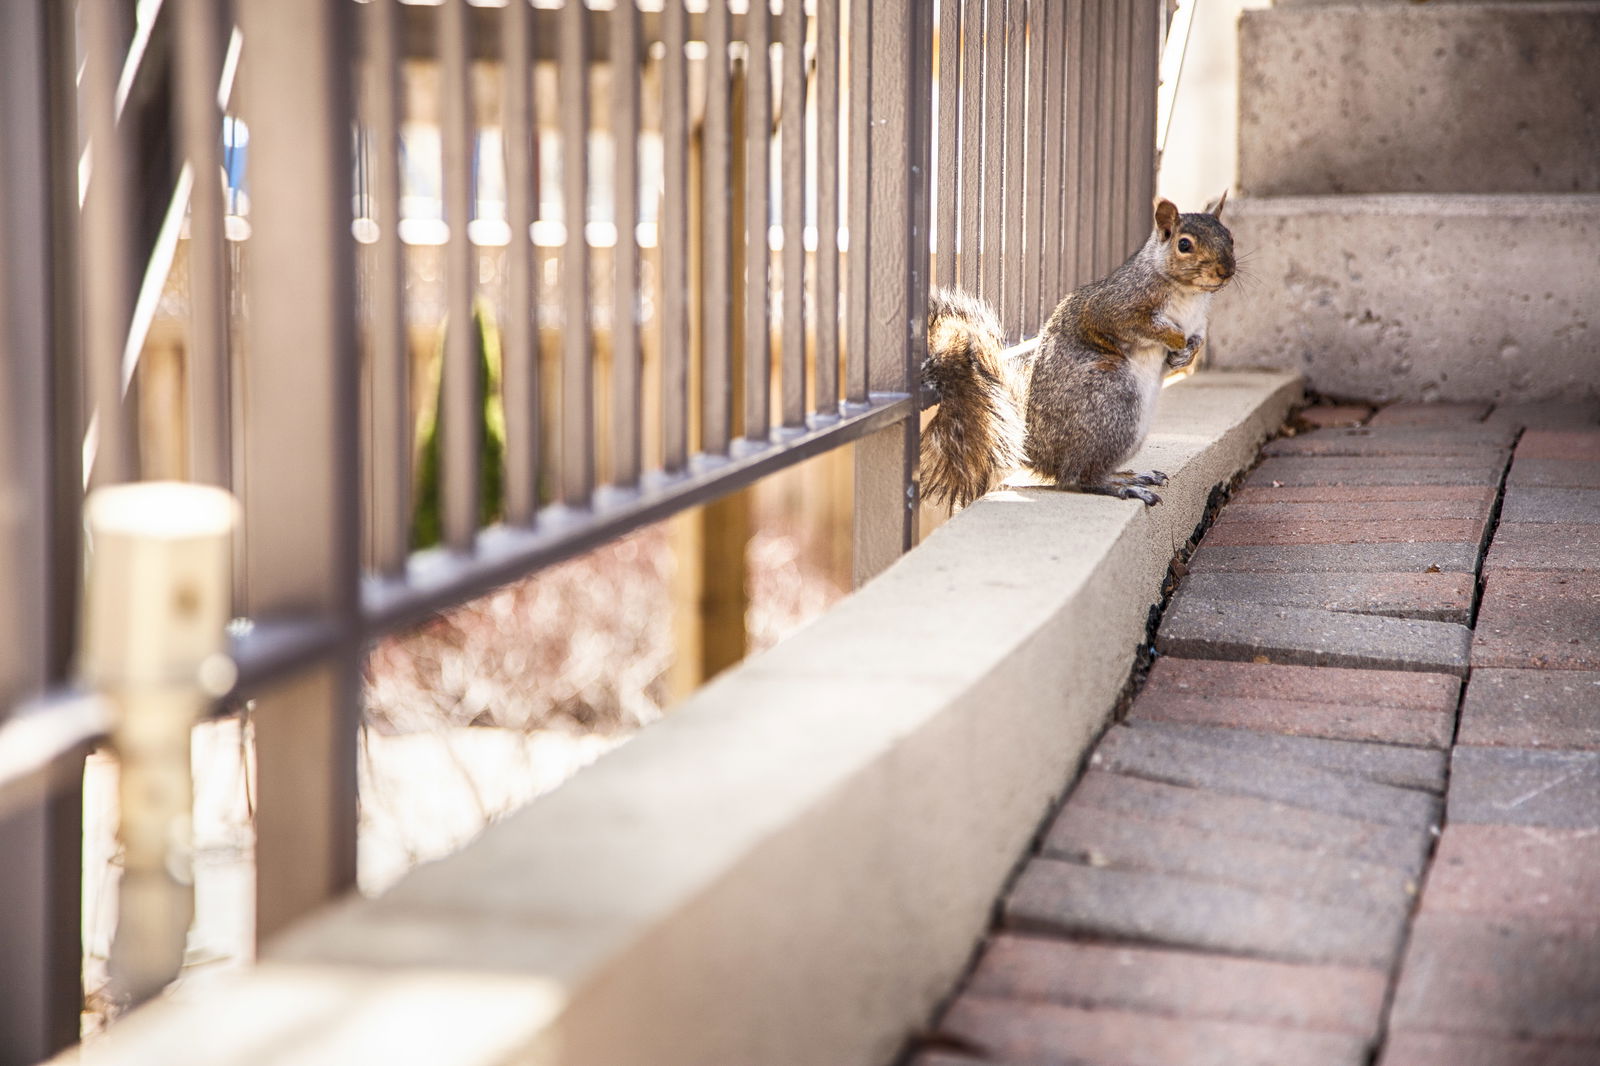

909,400,1600,1066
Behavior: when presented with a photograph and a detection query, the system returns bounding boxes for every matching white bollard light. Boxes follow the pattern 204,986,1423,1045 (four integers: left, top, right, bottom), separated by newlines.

81,481,238,1006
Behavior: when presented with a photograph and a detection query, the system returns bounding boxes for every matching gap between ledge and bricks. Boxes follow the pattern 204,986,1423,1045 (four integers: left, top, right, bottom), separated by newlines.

908,397,1600,1066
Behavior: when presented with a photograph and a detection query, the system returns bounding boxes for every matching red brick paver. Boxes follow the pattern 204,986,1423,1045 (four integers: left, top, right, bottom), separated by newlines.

1299,404,1374,428
1515,429,1600,461
1484,522,1600,573
939,994,1373,1066
1421,824,1600,919
1389,912,1600,1041
1378,1032,1600,1066
1230,484,1498,506
1201,517,1487,547
966,935,1388,1034
1473,570,1600,670
1507,456,1600,489
1367,402,1491,426
1457,668,1600,748
1134,658,1459,746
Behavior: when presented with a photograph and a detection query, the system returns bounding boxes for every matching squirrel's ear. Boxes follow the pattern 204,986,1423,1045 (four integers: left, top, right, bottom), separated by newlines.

1204,189,1229,220
1153,198,1179,241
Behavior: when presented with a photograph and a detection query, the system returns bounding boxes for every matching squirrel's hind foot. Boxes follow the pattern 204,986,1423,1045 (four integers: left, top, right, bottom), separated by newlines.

1112,469,1168,487
1073,481,1164,507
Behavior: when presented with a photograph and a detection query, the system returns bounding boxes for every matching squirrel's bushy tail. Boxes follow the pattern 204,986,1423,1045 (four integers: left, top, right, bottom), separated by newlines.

920,287,1026,511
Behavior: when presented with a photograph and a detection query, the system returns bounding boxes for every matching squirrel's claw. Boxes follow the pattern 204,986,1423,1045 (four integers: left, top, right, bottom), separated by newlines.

1118,486,1163,506
1115,469,1168,487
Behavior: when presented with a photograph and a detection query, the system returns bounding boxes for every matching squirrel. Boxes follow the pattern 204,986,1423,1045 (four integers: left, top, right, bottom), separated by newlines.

920,194,1234,509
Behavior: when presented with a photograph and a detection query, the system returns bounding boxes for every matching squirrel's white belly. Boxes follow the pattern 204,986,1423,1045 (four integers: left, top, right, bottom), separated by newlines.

1162,288,1214,338
1125,341,1168,451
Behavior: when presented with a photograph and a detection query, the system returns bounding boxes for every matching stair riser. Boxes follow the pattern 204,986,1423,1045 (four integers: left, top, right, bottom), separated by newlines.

1240,4,1600,196
1207,196,1600,404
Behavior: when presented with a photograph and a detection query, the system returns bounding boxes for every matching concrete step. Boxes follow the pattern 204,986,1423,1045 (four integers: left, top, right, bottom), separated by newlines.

1239,3,1600,196
1207,193,1600,404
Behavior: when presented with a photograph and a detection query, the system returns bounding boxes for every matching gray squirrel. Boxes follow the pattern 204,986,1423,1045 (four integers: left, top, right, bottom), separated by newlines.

921,194,1235,509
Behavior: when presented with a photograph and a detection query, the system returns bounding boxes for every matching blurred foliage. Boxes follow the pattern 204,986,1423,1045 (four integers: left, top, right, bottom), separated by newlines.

412,299,507,550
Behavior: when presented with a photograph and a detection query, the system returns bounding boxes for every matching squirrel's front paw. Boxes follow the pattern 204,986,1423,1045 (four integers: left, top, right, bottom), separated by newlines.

1166,334,1202,369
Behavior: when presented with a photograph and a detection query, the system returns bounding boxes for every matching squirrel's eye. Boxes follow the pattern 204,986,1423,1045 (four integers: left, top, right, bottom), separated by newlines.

1177,237,1194,253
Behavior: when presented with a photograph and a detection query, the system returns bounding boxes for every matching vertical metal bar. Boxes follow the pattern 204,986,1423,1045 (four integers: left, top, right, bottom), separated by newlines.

237,0,361,941
1105,0,1129,266
440,0,480,548
1039,0,1064,313
1020,0,1045,329
43,0,84,688
80,0,136,489
936,0,961,288
1076,0,1100,283
660,0,689,470
854,0,927,585
1131,0,1159,247
844,0,871,405
177,0,230,487
814,0,841,416
743,0,771,441
979,0,1005,312
560,0,594,501
958,0,985,294
701,1,734,453
615,0,646,482
1001,0,1025,338
0,3,81,1057
779,0,807,428
1097,0,1120,274
365,0,410,570
503,0,539,525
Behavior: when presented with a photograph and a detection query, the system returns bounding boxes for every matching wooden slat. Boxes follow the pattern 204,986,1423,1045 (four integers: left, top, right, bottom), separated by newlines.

701,1,734,453
660,0,690,472
980,0,1006,311
1106,0,1130,265
503,0,540,526
742,0,771,441
79,0,136,488
814,0,841,416
177,0,230,488
440,0,480,548
364,0,411,568
1001,0,1025,337
560,0,595,502
958,0,985,293
779,0,807,428
1039,0,1064,312
936,0,962,288
1020,0,1046,328
845,0,872,404
611,0,643,480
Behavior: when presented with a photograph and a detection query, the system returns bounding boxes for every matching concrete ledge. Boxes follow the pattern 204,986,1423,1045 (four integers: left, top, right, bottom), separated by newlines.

65,371,1300,1066
1209,194,1600,404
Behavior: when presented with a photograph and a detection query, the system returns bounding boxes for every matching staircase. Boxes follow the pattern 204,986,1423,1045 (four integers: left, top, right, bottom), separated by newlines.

1208,0,1600,404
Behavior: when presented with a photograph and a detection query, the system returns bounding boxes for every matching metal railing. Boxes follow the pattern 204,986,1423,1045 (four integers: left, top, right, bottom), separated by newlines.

0,1,1160,1060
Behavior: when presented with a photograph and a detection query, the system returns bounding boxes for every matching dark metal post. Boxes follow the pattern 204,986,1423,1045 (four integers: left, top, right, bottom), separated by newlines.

852,0,928,585
236,0,363,942
0,2,82,1058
